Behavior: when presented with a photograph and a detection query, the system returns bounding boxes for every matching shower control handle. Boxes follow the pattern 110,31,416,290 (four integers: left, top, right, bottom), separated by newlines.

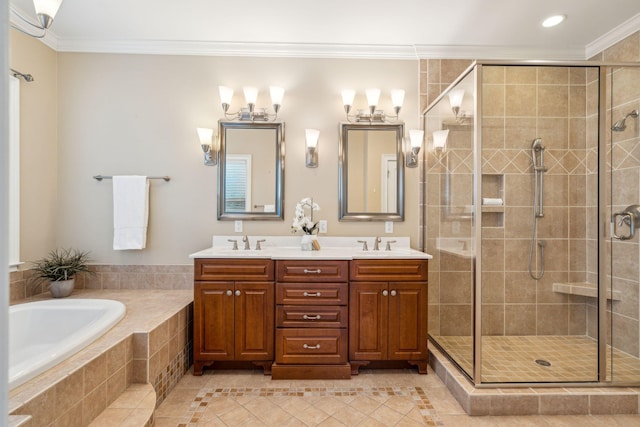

612,205,640,240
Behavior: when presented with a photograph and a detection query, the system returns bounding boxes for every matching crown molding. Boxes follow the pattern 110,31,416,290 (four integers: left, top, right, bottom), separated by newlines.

55,39,420,59
585,13,640,59
54,38,590,61
413,44,585,60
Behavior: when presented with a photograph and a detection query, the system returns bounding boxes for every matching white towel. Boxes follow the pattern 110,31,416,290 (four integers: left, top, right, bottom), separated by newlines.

263,204,275,212
482,197,504,206
113,176,149,250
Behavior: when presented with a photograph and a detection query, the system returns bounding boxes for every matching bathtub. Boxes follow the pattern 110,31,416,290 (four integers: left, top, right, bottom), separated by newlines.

9,298,126,390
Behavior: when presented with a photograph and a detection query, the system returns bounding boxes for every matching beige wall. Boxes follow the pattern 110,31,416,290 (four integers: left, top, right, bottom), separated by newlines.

12,45,420,265
9,30,58,264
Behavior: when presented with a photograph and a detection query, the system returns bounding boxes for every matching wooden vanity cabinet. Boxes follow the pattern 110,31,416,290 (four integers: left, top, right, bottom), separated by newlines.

349,259,428,375
193,259,275,375
272,259,351,379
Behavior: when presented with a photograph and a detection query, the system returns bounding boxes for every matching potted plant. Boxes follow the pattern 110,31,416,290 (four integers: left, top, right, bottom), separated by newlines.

31,248,92,298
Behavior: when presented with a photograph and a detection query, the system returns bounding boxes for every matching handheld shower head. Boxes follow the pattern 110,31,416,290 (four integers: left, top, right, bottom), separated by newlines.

612,109,639,132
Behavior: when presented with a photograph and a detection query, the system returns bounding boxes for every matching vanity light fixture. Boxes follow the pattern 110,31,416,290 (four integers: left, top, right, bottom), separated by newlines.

218,85,284,122
432,129,450,153
10,0,64,38
342,88,405,123
305,128,320,168
197,127,217,166
405,129,424,168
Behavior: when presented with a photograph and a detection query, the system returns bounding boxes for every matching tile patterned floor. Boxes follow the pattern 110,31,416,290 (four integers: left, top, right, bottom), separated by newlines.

155,367,640,426
432,335,640,383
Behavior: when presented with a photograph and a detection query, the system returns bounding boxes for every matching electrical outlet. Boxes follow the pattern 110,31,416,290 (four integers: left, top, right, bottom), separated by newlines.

234,220,243,233
319,220,328,234
385,221,394,233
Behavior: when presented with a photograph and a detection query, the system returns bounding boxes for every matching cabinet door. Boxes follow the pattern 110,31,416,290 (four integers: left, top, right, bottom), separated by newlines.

235,282,274,360
388,282,428,360
194,281,235,360
349,282,388,360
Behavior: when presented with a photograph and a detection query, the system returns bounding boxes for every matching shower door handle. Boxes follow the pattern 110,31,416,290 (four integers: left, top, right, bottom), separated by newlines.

612,205,640,240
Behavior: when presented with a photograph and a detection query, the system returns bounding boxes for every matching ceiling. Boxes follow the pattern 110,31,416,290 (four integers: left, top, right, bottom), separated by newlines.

9,0,640,59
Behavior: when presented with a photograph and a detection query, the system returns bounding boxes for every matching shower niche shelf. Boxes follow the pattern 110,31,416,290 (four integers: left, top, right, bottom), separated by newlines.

552,282,621,301
481,174,504,227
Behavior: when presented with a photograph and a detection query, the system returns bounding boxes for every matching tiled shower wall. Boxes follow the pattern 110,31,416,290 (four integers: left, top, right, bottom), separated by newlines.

423,31,640,360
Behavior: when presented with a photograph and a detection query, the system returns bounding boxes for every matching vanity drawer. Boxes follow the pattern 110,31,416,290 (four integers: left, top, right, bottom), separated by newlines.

276,283,348,305
277,305,348,328
276,260,348,282
195,259,274,281
350,259,428,282
275,329,347,364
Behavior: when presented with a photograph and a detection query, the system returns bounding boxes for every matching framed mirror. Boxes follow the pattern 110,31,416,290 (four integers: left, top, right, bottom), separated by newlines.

217,121,285,220
339,122,404,221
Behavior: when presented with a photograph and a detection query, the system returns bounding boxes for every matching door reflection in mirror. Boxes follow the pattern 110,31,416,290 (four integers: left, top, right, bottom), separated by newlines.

218,121,284,220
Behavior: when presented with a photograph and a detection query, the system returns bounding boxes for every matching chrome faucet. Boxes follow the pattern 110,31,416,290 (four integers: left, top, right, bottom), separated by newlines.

242,235,250,250
255,239,266,250
357,240,369,251
227,239,238,250
373,236,382,251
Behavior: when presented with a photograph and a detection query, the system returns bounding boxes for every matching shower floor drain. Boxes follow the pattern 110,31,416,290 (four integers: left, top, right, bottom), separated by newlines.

535,359,551,367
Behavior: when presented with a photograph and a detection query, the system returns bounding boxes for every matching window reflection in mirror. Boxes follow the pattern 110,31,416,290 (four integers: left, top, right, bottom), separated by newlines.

217,121,284,220
339,123,404,221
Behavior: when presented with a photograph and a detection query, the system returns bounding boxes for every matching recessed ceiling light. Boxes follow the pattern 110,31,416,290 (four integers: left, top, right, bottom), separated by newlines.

542,14,566,28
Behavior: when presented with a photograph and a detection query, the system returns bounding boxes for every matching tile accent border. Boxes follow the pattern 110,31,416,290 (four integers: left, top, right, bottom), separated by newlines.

178,385,444,426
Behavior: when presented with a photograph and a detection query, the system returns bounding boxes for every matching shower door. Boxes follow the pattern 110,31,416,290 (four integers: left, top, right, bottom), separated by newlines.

608,65,640,384
478,64,601,384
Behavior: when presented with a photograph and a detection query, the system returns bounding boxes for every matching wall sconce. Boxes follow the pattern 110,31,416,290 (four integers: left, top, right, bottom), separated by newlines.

432,129,449,153
342,88,404,123
405,129,424,168
305,129,320,168
218,85,284,121
448,89,465,119
197,127,217,166
10,0,64,38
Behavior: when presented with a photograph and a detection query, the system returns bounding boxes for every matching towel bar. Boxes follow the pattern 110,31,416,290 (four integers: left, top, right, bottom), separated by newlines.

93,175,170,182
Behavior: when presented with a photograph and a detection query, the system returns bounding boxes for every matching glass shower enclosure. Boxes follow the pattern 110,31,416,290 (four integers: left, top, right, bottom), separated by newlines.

424,61,640,385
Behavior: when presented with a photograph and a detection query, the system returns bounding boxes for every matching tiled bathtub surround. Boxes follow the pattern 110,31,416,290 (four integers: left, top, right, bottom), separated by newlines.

9,264,194,304
8,289,192,426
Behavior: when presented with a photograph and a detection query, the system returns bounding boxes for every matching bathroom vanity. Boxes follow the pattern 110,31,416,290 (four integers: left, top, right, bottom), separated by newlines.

191,236,430,379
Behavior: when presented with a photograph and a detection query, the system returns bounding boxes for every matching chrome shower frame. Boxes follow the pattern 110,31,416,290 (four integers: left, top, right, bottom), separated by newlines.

422,59,640,389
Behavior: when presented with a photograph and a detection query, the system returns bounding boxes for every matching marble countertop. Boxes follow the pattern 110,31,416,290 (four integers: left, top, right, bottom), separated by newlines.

190,236,432,260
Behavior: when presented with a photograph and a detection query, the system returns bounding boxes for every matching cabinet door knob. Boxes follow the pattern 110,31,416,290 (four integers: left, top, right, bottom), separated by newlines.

390,290,397,297
382,290,389,296
303,314,321,320
226,290,233,296
235,290,241,296
303,292,321,297
303,344,321,350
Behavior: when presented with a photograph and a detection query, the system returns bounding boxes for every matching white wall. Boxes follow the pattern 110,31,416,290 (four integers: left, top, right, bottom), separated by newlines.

52,53,419,265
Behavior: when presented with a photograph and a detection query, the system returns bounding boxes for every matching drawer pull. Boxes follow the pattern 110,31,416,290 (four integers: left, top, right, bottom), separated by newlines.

303,269,322,274
303,292,321,297
303,314,322,320
303,344,321,350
